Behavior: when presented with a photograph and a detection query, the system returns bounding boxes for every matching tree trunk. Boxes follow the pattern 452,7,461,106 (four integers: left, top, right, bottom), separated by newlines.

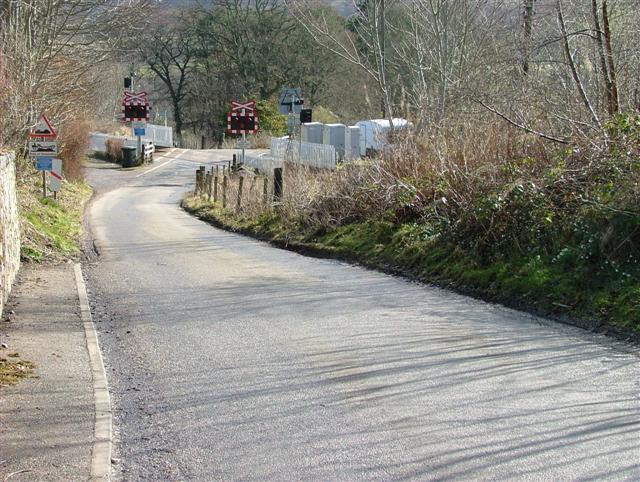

591,0,613,117
173,99,183,146
602,0,619,116
557,0,601,128
522,0,535,75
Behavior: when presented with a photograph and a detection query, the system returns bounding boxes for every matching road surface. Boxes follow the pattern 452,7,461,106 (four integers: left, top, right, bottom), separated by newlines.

85,148,640,481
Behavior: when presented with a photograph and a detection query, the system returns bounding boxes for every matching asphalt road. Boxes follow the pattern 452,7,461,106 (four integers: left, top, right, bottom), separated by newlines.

85,148,640,481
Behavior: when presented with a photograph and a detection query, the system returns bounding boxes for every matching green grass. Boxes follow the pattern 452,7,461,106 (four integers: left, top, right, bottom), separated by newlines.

182,195,640,338
19,167,92,262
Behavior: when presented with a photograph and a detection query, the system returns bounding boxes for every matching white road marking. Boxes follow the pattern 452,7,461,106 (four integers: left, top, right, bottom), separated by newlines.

135,149,187,178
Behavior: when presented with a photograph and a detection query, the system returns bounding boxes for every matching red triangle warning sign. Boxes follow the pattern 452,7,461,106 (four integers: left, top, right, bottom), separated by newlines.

29,113,57,139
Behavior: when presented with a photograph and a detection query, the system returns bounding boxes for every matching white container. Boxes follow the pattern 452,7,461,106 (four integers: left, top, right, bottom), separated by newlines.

322,123,347,160
345,126,361,160
301,122,323,144
355,118,410,156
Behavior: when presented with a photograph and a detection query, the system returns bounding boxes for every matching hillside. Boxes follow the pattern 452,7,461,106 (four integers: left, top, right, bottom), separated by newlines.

154,0,356,16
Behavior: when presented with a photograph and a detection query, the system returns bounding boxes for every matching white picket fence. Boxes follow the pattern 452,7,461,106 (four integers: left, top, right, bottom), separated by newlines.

270,137,336,170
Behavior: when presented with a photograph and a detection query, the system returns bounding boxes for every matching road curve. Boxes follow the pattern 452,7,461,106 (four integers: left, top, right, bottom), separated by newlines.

85,148,640,481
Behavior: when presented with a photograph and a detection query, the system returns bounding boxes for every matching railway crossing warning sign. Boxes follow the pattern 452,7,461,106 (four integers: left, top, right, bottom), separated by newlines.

122,91,151,122
30,113,57,138
227,100,259,135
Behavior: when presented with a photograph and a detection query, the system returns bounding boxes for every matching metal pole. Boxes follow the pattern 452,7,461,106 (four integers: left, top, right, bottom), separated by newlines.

242,131,246,166
42,171,47,198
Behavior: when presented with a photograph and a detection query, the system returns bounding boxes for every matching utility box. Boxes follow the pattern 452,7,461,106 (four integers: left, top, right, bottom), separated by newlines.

346,126,361,161
301,122,323,144
121,146,139,167
356,118,410,156
322,123,346,160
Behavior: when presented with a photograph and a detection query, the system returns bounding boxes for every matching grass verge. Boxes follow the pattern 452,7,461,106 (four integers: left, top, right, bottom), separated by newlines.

18,163,93,263
182,195,640,342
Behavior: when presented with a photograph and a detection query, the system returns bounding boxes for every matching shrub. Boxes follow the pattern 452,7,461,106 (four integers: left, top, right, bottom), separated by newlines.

59,118,90,181
256,100,286,136
105,138,124,163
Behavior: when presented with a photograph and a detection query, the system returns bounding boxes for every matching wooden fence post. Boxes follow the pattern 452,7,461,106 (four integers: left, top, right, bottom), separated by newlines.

198,166,206,196
273,167,283,202
263,177,268,205
214,165,219,202
222,175,227,208
195,169,200,195
236,176,244,212
206,171,212,200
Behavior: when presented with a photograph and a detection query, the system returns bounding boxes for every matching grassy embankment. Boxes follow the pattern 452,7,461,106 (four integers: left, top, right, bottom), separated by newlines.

183,116,640,340
19,161,92,262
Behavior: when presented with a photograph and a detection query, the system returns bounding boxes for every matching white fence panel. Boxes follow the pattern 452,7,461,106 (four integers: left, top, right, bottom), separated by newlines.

243,154,282,174
90,125,173,153
143,124,173,147
270,138,336,170
89,133,137,153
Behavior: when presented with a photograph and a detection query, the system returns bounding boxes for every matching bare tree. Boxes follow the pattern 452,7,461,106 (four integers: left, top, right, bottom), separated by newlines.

0,0,150,147
286,0,396,125
139,12,196,145
522,0,536,74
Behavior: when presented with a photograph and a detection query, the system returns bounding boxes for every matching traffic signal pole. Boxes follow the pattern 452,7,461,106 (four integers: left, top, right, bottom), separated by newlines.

242,131,246,166
131,73,142,160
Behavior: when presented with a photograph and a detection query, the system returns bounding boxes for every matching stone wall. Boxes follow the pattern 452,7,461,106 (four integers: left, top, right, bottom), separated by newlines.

0,152,20,316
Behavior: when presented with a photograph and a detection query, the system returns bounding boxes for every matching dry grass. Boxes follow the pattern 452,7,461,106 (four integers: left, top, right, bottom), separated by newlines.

192,167,272,217
214,116,639,274
59,118,90,181
220,131,271,150
0,355,35,388
183,115,640,334
92,120,130,137
105,138,124,163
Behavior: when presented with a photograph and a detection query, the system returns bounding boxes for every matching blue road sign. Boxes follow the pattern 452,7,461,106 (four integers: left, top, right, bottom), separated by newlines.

134,127,146,136
35,157,53,171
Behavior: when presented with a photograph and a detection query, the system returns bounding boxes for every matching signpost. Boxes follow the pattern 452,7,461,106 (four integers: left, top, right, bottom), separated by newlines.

28,113,59,198
279,88,303,115
49,159,63,196
29,140,58,157
30,113,57,138
35,157,53,171
235,139,251,149
227,100,259,166
122,91,151,160
280,88,305,159
279,88,305,149
132,121,146,137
